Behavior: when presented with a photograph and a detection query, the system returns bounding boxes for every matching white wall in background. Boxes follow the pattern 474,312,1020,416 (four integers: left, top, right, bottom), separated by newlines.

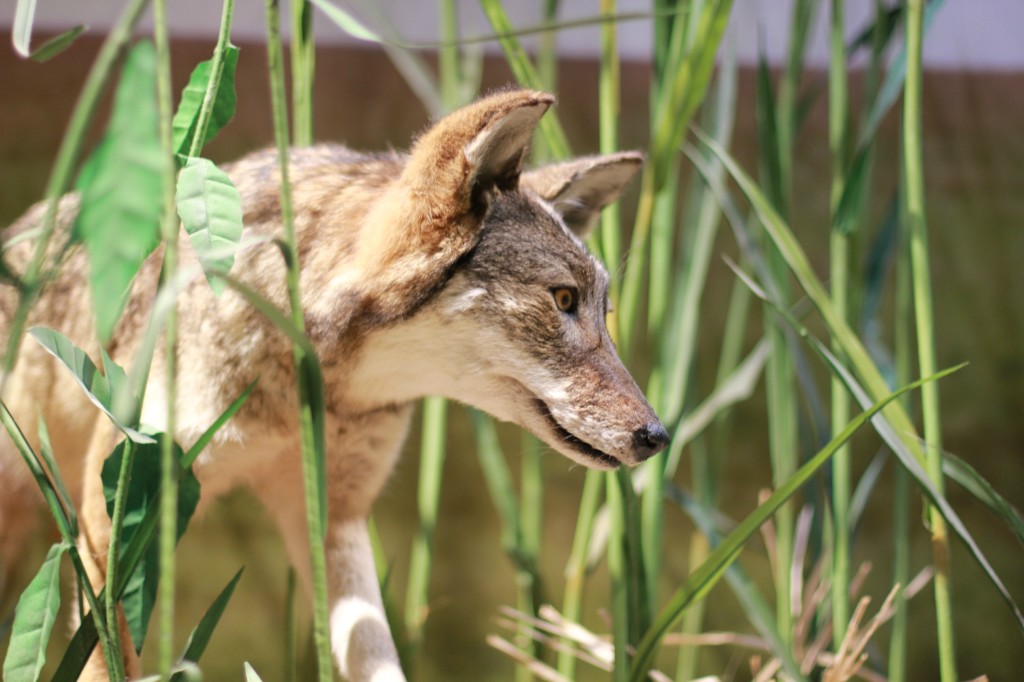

2,0,1021,70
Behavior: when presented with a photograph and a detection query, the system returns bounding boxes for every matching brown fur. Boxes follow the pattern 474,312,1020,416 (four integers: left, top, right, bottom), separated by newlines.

0,90,666,681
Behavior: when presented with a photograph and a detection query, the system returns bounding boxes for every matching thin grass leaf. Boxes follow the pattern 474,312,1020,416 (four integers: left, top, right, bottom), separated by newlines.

737,260,1024,635
2,542,68,682
244,662,265,682
307,0,381,42
171,46,240,156
176,157,244,295
28,327,152,443
101,438,201,652
849,451,888,533
943,452,1024,549
74,40,163,342
36,416,77,533
666,485,806,681
28,25,88,62
183,380,256,467
628,365,962,681
12,0,37,57
175,567,245,671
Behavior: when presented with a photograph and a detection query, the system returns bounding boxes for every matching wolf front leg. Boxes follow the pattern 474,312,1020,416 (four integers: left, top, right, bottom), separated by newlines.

327,518,405,682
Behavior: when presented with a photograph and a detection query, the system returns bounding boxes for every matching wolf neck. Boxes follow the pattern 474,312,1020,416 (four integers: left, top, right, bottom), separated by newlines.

340,306,473,412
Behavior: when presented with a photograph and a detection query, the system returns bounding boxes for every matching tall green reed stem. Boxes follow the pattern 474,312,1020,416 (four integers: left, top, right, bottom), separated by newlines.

264,1,333,678
290,0,315,146
153,0,181,677
104,438,134,681
828,0,852,646
903,1,957,678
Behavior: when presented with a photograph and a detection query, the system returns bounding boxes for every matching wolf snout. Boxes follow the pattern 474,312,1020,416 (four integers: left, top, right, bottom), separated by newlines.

632,421,670,461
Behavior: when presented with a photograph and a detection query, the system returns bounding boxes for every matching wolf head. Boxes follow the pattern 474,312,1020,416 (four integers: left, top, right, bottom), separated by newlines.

350,90,668,469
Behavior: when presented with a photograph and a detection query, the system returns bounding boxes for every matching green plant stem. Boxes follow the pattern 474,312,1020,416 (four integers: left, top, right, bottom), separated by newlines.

903,1,956,679
188,0,236,159
438,0,460,112
405,397,448,651
290,0,315,145
0,0,152,391
889,159,914,682
828,0,852,647
556,470,603,678
153,0,180,678
516,436,543,682
606,469,631,682
264,1,333,679
104,439,135,681
284,567,297,682
774,0,815,212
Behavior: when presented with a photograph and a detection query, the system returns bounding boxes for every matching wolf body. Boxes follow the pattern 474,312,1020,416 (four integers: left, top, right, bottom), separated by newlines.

0,90,667,681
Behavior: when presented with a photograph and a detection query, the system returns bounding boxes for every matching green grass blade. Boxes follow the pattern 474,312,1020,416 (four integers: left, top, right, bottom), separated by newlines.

628,366,961,681
183,381,256,467
74,40,163,342
28,25,88,63
176,157,244,295
171,45,239,157
943,452,1024,548
307,0,382,42
175,567,245,670
2,542,67,682
477,0,571,160
35,416,77,534
290,0,314,145
470,410,521,557
666,485,806,681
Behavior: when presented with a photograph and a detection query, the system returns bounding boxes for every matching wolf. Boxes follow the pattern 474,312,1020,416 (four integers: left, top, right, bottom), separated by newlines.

0,89,668,681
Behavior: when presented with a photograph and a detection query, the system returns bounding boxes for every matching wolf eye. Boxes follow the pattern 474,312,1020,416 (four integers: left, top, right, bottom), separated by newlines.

552,287,578,314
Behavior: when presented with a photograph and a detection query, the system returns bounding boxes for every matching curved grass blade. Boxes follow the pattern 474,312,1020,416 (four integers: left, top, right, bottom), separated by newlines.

628,366,961,681
727,246,1024,634
74,41,163,342
28,327,152,443
176,157,244,295
943,451,1024,549
29,25,88,63
666,485,805,682
173,567,245,673
171,45,239,156
2,542,68,682
307,0,381,42
35,416,77,534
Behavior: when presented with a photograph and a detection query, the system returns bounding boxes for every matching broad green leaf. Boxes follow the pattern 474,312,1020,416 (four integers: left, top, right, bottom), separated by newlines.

12,0,37,57
29,25,88,62
307,0,382,42
171,45,240,155
244,662,264,682
176,157,244,295
75,40,163,342
28,327,152,443
2,542,68,682
629,367,960,681
175,567,245,673
102,438,201,652
51,382,254,680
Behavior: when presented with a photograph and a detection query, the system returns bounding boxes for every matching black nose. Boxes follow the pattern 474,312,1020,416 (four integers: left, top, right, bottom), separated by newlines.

633,422,670,461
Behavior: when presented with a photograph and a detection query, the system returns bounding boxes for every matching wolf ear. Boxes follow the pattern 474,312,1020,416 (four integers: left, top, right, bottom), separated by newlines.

521,152,643,237
403,89,554,210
